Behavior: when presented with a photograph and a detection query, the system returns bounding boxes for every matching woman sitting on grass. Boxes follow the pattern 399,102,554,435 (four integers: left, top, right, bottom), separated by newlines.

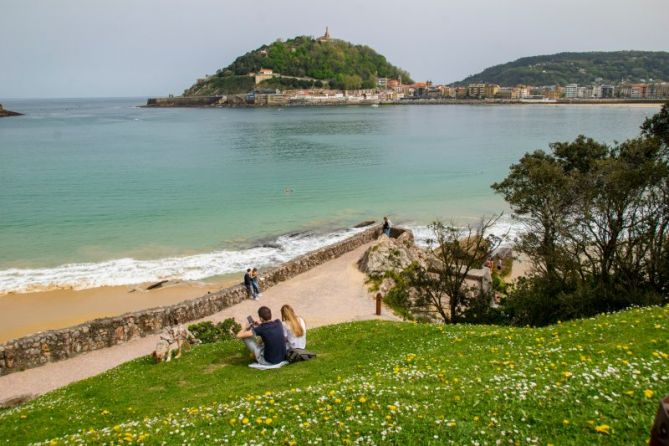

281,304,306,349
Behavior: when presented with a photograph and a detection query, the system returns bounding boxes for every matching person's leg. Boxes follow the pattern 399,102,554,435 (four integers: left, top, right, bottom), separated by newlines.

243,337,262,358
242,337,270,364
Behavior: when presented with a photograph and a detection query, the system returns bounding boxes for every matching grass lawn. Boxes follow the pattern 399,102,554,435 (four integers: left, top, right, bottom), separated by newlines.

0,305,667,445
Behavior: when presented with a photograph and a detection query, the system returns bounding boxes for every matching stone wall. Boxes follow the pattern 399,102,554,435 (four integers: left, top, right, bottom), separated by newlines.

0,224,382,376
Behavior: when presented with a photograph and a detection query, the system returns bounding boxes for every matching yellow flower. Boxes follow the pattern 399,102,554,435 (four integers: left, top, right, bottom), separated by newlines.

358,396,367,403
265,418,273,425
387,404,398,411
256,417,264,424
595,424,610,434
242,417,249,425
644,389,654,399
562,419,570,426
624,390,634,396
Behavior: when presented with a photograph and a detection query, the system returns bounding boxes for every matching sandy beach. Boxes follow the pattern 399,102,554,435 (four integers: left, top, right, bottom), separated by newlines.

0,276,240,343
0,242,398,402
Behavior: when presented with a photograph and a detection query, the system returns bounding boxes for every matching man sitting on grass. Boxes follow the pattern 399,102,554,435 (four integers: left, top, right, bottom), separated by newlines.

236,306,287,365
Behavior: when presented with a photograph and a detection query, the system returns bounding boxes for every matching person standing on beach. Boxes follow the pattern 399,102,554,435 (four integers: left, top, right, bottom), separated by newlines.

251,267,262,298
383,216,391,237
244,268,257,300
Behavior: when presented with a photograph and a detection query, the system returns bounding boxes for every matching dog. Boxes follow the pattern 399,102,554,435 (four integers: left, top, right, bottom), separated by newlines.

153,325,199,363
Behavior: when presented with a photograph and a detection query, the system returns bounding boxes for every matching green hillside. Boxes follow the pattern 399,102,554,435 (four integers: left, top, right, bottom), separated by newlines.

455,51,669,86
185,35,413,95
1,305,667,445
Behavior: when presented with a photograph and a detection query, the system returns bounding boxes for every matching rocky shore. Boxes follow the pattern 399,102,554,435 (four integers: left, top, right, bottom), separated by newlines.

0,103,22,117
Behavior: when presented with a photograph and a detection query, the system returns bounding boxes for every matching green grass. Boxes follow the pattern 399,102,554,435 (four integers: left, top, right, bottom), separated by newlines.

1,306,667,445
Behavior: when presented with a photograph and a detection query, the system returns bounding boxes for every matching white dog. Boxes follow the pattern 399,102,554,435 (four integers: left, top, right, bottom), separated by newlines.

153,325,199,363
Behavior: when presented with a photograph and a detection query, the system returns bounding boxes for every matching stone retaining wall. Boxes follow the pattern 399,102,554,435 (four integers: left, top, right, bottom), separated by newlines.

0,224,382,376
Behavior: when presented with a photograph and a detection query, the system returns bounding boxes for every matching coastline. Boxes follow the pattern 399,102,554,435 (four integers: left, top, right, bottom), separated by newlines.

143,96,666,109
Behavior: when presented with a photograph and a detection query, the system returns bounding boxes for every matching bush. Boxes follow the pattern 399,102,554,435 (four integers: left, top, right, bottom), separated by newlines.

188,319,241,344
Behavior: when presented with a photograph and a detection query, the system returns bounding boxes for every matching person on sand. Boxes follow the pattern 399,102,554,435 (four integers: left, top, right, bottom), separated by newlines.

243,268,257,300
251,267,262,298
281,304,306,349
236,306,286,365
382,216,391,237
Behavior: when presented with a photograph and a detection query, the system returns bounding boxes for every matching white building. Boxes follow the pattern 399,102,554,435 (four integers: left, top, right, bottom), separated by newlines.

564,84,578,98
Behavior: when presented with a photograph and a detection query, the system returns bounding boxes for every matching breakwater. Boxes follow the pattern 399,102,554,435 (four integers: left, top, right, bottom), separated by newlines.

0,223,382,376
0,103,22,117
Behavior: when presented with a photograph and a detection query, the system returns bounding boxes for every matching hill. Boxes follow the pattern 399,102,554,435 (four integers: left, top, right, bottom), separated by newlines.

184,34,413,96
1,305,667,444
454,51,669,86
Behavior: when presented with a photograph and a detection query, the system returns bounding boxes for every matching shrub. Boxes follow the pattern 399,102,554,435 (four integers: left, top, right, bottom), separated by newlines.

188,319,241,344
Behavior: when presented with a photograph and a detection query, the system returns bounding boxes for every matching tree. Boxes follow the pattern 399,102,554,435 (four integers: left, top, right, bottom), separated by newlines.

387,216,502,324
493,104,669,325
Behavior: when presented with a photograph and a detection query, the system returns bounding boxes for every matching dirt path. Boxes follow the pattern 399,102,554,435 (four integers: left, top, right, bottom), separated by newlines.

0,243,398,403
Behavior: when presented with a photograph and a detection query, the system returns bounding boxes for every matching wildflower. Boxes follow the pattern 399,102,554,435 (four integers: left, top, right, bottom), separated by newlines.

644,389,654,399
595,424,610,434
358,396,367,403
265,417,273,425
242,417,249,425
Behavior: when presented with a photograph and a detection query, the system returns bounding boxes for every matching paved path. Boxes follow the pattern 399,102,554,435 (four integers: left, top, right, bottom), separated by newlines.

0,243,398,403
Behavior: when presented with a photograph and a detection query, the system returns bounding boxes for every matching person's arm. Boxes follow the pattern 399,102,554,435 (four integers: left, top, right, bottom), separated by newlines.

236,320,258,339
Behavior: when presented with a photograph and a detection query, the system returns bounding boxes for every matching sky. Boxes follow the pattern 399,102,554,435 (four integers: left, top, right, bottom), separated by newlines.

1,0,668,98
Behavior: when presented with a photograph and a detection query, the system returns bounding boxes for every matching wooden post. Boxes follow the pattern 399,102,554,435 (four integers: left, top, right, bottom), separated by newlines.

375,292,383,316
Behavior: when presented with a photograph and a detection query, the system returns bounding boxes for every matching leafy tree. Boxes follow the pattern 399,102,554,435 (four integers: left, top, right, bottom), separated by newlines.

493,103,669,325
386,216,502,324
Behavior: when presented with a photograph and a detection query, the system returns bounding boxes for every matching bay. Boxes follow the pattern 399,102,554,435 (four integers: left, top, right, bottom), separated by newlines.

0,98,659,291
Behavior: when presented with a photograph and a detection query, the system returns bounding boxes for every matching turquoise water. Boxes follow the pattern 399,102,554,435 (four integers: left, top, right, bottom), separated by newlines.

0,98,659,291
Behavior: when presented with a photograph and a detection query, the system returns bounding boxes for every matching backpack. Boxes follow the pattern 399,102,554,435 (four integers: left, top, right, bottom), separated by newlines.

287,348,316,363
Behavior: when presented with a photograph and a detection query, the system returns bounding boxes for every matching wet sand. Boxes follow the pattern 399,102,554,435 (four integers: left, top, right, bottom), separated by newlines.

0,276,240,343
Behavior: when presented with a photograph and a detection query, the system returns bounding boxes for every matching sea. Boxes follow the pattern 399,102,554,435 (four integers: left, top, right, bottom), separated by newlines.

0,98,660,293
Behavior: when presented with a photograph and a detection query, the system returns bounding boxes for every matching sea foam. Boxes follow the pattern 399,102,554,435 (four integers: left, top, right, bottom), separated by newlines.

0,219,525,295
0,226,368,294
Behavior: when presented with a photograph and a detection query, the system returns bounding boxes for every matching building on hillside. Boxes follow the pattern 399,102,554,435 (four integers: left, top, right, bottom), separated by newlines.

387,79,401,89
318,27,331,42
254,68,275,85
564,84,578,98
377,77,388,88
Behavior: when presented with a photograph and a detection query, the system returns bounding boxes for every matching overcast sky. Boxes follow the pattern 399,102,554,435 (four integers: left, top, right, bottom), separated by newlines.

1,0,668,98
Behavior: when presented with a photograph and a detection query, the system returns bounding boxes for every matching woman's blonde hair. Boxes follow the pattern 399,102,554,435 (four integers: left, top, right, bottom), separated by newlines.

281,304,304,337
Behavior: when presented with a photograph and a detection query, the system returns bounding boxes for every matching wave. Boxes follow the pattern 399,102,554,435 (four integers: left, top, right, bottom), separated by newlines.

406,216,523,248
0,219,527,295
0,226,369,294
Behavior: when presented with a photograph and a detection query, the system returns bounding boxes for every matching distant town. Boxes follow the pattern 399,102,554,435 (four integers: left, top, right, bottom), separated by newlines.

148,72,669,108
147,29,669,108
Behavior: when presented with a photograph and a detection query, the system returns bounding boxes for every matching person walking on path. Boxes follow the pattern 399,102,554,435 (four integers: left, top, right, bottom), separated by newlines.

244,268,257,300
382,216,391,237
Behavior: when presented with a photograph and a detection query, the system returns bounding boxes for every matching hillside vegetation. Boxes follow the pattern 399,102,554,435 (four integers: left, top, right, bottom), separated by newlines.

455,51,669,86
185,35,413,95
1,305,667,445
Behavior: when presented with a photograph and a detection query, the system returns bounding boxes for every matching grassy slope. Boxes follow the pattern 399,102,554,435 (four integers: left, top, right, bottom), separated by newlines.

1,306,667,445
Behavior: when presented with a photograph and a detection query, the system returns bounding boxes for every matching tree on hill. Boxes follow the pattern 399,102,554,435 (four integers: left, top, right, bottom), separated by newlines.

454,51,669,86
184,35,413,95
384,216,502,324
